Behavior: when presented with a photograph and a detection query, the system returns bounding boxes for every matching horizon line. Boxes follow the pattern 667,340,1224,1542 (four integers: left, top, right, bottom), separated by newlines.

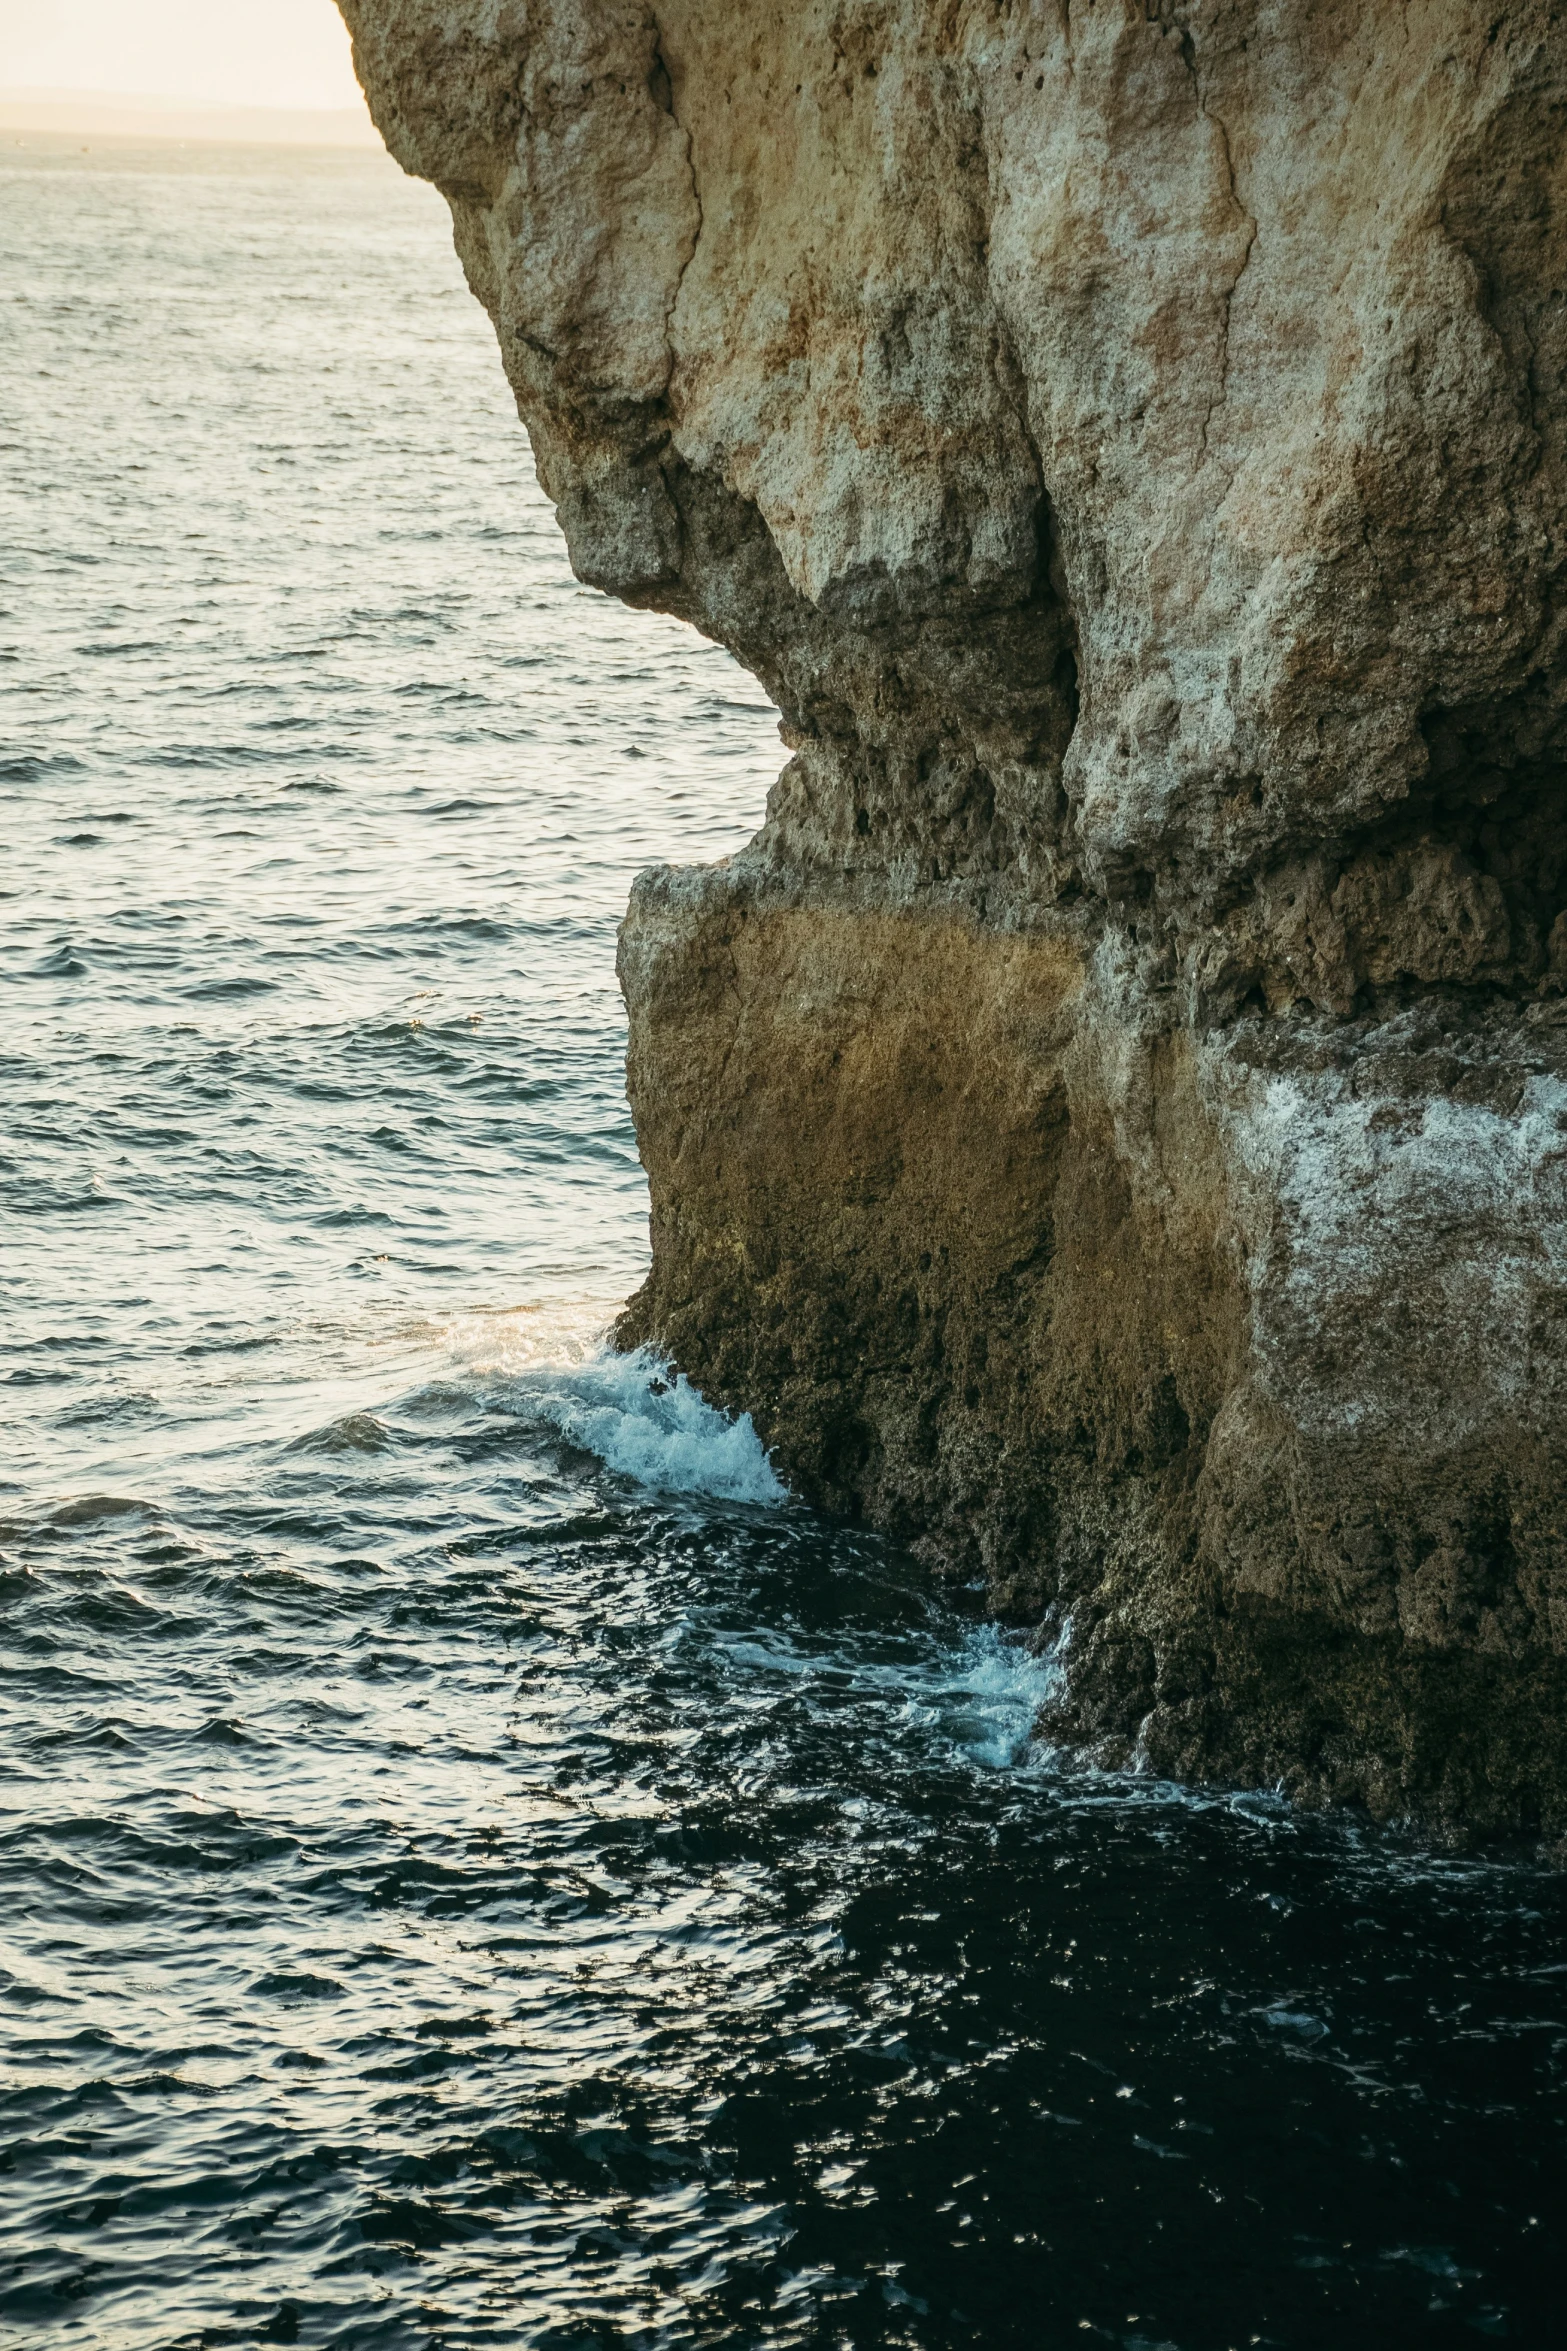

0,86,384,151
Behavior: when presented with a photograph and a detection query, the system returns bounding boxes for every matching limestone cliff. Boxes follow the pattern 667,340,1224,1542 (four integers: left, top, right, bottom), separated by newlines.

338,0,1567,1841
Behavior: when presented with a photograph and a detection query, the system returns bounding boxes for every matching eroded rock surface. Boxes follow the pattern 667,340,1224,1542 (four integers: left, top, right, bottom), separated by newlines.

339,0,1567,1838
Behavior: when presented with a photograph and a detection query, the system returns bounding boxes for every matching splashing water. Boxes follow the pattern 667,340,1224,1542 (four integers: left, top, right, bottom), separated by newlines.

470,1340,788,1508
2,132,1565,2351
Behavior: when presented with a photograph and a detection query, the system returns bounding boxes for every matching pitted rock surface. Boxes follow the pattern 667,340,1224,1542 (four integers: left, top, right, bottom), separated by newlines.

339,0,1567,1839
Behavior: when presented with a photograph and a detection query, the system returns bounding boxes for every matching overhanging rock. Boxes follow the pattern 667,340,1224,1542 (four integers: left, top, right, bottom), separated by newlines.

339,0,1567,1839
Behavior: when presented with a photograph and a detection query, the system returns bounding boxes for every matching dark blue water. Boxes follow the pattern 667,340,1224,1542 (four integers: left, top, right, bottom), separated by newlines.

2,133,1565,2351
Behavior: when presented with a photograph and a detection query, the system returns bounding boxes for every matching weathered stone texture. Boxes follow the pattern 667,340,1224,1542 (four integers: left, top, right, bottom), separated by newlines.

339,0,1567,1839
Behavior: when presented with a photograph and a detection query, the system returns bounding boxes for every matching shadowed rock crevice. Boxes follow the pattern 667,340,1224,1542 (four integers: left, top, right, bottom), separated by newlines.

338,0,1567,1842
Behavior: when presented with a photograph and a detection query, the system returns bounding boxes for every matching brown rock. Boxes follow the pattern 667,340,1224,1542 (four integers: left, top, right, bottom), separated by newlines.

338,0,1567,1841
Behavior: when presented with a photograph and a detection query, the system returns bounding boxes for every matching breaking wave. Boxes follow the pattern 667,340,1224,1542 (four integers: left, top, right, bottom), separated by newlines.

491,1339,788,1505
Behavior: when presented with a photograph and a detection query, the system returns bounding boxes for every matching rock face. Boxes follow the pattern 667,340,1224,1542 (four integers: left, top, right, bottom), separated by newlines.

339,0,1567,1840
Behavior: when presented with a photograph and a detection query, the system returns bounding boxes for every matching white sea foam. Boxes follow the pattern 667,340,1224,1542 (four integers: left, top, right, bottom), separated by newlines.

436,1305,787,1504
518,1346,789,1504
904,1621,1064,1768
709,1614,1063,1770
428,1309,1052,1750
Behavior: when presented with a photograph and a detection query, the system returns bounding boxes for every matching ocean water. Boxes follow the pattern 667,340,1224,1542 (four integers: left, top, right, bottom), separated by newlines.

2,133,1565,2351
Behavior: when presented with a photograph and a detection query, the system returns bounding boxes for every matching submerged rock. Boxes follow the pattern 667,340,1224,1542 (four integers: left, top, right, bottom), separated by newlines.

339,0,1567,1839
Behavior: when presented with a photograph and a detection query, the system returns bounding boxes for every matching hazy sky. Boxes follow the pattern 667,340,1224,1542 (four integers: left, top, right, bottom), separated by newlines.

0,0,364,110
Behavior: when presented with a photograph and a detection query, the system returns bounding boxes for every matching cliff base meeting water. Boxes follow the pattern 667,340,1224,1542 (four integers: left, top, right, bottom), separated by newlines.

2,133,1563,2351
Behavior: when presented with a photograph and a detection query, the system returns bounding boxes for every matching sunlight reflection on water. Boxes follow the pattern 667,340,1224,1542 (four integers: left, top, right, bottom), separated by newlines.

2,134,1564,2351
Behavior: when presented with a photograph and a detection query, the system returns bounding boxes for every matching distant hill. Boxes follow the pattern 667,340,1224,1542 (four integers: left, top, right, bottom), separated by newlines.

0,88,382,149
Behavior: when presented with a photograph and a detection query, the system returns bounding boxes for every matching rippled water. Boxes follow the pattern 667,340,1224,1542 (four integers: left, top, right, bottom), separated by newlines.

3,134,1565,2351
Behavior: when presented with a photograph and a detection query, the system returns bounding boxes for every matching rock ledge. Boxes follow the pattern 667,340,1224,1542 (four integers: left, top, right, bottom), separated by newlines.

340,0,1567,1840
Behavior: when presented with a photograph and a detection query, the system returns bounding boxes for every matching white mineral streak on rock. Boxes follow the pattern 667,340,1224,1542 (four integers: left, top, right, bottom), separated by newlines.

338,0,1567,1838
1211,1044,1567,1445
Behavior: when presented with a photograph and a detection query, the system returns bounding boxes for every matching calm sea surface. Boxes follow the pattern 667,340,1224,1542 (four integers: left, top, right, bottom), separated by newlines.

2,135,1565,2351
